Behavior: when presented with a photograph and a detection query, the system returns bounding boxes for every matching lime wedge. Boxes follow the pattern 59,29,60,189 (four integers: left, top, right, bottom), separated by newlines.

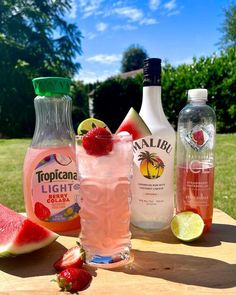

171,211,204,242
77,118,111,135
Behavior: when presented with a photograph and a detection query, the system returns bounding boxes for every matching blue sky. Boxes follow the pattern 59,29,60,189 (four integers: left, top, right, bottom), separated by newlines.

67,0,232,83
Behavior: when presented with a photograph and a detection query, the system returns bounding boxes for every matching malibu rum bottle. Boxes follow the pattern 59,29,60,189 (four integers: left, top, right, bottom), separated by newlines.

131,58,176,231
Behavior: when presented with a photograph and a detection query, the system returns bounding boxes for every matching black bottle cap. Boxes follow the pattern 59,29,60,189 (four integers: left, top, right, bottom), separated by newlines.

143,58,161,86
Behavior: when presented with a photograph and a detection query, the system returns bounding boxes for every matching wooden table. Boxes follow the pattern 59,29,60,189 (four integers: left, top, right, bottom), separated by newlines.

0,208,236,294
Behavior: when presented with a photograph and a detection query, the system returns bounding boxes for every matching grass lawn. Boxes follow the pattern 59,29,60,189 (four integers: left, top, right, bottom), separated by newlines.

0,135,236,219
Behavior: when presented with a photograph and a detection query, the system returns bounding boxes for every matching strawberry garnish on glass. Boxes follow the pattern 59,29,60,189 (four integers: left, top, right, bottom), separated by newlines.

82,127,113,156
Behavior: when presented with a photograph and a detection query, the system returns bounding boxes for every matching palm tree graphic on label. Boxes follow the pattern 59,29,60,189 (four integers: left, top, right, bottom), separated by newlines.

138,151,165,179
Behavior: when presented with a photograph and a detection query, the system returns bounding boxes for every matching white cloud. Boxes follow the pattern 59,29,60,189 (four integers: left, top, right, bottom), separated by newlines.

77,0,104,18
164,0,177,10
149,0,161,11
82,23,108,40
112,1,125,8
112,24,137,31
77,2,159,29
113,6,158,26
114,6,143,22
86,54,122,64
69,0,77,19
75,69,117,83
167,10,180,16
140,18,158,25
96,22,108,32
87,32,96,40
164,1,181,17
82,30,97,40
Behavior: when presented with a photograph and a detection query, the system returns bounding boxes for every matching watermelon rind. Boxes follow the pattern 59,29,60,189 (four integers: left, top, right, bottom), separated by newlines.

116,107,151,140
0,233,58,258
0,204,58,258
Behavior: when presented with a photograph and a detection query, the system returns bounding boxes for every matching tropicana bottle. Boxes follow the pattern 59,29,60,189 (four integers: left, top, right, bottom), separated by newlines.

23,77,80,233
131,58,176,231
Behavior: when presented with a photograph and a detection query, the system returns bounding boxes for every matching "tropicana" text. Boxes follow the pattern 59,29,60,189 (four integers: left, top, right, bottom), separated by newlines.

36,169,77,183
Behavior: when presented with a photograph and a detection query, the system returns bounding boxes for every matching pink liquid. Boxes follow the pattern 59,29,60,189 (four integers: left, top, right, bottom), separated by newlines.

77,135,133,265
24,146,80,232
176,163,214,232
79,177,131,257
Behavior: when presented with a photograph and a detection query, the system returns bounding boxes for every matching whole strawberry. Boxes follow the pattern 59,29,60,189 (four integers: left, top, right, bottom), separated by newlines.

57,267,92,293
82,127,113,156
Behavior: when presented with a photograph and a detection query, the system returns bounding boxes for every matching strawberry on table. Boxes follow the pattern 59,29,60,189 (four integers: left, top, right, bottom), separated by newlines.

56,267,92,293
53,244,85,272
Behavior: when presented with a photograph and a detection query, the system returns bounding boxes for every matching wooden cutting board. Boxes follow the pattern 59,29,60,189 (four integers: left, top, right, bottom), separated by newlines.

0,209,236,295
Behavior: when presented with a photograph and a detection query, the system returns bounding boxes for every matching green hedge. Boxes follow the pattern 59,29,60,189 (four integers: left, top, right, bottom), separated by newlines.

0,48,235,137
0,79,89,138
92,77,142,132
92,47,236,133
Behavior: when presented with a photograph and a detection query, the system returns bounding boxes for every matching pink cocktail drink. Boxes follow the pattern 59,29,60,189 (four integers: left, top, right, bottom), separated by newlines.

76,133,133,267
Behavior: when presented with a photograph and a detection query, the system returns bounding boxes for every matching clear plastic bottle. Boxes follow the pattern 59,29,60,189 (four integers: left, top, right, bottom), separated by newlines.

176,89,216,232
23,77,80,233
131,58,176,231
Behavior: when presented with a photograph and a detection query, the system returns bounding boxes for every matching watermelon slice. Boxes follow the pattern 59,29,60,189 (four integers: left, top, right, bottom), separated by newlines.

115,107,151,140
0,204,58,257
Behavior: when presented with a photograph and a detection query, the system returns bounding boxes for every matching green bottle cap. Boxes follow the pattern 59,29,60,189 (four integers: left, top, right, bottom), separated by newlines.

32,77,71,96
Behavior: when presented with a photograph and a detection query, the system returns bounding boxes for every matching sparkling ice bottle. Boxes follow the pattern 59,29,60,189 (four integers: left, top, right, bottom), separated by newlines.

24,77,80,233
176,89,216,232
131,58,176,231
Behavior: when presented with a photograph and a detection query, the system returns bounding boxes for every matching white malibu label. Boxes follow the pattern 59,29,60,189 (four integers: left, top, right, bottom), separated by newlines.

131,135,175,228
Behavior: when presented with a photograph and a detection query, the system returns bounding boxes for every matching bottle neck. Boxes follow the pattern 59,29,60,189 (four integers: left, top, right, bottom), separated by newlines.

32,95,75,147
140,86,167,124
188,99,207,105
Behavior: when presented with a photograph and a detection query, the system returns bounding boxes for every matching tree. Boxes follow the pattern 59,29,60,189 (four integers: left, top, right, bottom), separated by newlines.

92,77,142,132
121,44,148,73
70,81,89,130
0,0,82,137
219,3,236,49
161,48,236,132
0,0,82,76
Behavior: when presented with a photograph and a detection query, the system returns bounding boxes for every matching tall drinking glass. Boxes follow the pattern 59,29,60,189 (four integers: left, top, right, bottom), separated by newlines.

76,133,133,268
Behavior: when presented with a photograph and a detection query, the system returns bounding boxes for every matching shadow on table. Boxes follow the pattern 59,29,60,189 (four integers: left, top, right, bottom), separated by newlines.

131,224,178,244
115,250,236,289
0,241,94,280
0,240,98,279
131,223,236,247
191,223,236,247
0,241,66,277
